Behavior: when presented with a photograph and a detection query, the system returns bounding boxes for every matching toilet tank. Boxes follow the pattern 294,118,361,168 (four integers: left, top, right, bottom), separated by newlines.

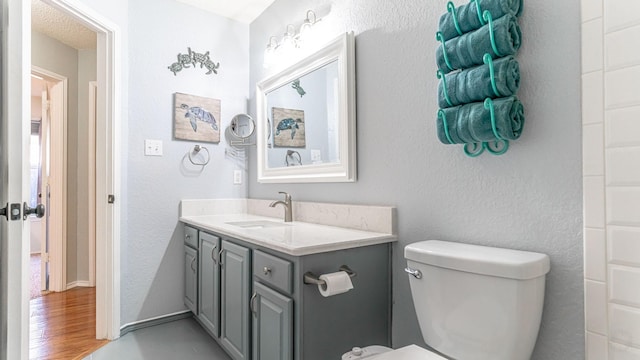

404,240,550,360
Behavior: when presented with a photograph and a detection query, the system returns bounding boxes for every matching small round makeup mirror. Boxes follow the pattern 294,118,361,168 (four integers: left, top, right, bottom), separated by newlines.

230,114,255,139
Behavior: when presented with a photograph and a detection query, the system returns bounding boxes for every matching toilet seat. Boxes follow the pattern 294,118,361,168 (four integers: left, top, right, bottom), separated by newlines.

369,345,447,360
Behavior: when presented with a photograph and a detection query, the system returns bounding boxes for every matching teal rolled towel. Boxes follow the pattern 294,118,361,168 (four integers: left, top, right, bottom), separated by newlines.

439,0,523,41
436,14,522,73
438,56,520,108
437,97,524,144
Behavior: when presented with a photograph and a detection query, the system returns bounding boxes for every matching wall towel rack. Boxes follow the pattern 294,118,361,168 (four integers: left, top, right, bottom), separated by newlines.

188,144,210,166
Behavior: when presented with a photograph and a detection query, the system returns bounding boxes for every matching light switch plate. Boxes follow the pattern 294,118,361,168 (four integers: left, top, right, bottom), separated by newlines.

144,139,163,156
233,170,242,184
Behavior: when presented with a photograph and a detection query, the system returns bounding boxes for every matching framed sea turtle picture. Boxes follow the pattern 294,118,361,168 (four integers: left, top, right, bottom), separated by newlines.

272,107,305,147
174,92,221,143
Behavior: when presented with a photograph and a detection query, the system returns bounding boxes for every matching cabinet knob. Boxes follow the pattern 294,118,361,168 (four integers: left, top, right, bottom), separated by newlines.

263,267,272,276
185,234,191,240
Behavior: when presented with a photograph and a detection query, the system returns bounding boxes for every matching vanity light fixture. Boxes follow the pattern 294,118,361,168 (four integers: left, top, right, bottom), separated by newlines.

263,36,278,68
262,10,321,68
298,10,318,46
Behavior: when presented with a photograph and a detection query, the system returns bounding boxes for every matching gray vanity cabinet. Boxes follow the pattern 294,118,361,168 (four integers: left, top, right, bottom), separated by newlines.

184,245,198,313
251,281,293,360
198,232,221,338
220,240,251,360
184,225,199,313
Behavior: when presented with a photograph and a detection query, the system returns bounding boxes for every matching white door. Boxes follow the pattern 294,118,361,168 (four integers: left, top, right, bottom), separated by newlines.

1,0,32,359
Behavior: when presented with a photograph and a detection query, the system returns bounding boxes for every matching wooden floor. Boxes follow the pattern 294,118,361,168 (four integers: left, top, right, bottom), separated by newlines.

29,287,109,360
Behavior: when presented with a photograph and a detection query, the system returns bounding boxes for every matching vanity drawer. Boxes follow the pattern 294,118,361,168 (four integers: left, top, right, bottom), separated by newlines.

184,225,198,249
254,250,292,294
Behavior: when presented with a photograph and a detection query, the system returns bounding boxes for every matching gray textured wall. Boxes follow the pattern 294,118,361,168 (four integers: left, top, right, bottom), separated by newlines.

249,1,584,359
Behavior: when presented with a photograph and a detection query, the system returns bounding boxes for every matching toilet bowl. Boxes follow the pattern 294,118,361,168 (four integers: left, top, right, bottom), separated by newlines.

344,240,550,360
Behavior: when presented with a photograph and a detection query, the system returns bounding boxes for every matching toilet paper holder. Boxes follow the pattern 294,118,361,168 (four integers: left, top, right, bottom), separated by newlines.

303,265,357,286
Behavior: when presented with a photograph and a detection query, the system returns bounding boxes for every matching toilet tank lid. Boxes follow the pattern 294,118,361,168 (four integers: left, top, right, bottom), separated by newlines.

405,240,550,280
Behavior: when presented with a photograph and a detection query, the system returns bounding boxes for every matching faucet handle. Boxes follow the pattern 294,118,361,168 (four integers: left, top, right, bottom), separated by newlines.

278,191,291,202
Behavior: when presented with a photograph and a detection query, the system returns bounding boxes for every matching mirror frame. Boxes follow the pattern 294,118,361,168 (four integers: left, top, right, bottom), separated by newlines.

256,32,356,183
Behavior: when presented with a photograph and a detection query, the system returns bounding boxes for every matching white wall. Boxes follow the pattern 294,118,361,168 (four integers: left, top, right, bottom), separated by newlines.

582,1,640,358
249,0,584,358
31,31,80,282
76,48,96,283
122,0,249,324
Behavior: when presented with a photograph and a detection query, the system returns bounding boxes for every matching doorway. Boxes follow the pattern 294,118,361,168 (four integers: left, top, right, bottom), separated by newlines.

1,0,121,356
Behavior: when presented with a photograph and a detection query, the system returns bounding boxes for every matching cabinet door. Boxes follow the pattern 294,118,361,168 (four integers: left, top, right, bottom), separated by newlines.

252,282,293,360
199,232,221,337
221,240,251,360
184,245,198,313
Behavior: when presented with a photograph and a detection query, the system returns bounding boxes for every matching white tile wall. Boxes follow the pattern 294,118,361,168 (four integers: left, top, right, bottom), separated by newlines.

584,124,605,176
585,228,607,281
581,0,602,22
606,107,640,147
608,227,640,267
583,0,640,357
582,19,604,73
586,280,609,335
587,331,609,360
605,66,640,108
607,147,640,185
583,71,604,125
605,0,640,32
610,305,640,348
606,25,640,70
584,176,606,228
610,342,640,360
610,266,640,307
607,188,640,226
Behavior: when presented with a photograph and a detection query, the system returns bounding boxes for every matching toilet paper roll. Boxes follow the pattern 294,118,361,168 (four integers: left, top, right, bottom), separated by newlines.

318,271,354,297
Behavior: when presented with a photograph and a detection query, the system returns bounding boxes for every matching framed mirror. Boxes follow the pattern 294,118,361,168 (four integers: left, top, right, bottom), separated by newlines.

256,32,356,183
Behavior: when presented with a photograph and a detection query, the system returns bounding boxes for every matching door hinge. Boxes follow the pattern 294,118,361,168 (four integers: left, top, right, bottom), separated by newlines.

42,253,50,262
108,194,115,204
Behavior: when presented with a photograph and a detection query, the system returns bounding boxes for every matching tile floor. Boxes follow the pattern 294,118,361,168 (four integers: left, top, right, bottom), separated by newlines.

83,318,231,360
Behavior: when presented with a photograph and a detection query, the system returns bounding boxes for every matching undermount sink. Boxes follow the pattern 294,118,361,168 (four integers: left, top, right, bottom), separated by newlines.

225,220,291,229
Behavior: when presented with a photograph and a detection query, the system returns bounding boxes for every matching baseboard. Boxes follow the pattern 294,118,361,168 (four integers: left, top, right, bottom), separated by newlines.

66,280,92,289
119,310,193,337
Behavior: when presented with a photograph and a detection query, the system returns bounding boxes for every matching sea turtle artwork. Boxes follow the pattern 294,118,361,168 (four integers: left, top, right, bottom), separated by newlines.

203,59,220,75
167,62,183,75
271,107,305,147
276,118,302,139
291,79,306,97
181,104,218,132
168,47,220,76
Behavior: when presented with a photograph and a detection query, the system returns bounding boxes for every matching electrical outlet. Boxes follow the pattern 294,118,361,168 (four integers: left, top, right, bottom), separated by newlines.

311,149,322,162
233,170,242,184
144,139,163,156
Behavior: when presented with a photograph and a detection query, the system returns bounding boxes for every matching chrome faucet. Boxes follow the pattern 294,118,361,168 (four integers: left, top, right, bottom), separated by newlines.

269,191,293,222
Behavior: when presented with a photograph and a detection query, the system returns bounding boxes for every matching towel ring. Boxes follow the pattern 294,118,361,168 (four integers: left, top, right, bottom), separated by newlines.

188,144,210,166
436,32,455,72
483,10,502,57
471,0,486,26
437,70,454,107
437,109,455,144
483,54,501,97
447,2,463,36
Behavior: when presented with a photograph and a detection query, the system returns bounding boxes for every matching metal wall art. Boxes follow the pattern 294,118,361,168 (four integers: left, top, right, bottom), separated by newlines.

174,92,221,143
167,47,220,76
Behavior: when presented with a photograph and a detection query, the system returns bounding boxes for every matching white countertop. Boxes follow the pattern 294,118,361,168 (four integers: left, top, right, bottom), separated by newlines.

180,213,396,256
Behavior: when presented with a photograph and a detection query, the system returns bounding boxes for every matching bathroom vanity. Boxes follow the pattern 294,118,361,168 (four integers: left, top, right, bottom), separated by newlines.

180,200,396,360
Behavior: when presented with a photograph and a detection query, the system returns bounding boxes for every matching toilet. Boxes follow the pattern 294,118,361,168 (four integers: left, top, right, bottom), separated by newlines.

343,240,550,360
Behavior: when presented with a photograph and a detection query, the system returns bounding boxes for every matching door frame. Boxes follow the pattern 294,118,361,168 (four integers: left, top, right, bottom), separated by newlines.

42,0,122,341
31,66,68,293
